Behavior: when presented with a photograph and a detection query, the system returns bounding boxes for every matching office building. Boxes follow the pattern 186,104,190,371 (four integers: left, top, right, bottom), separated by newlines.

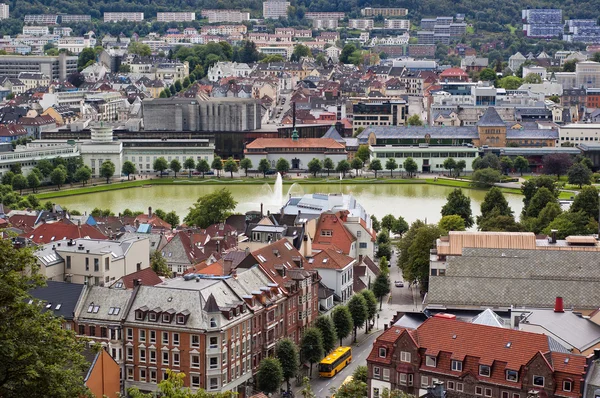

0,3,9,20
103,12,144,22
200,9,250,23
522,8,563,38
352,101,409,133
0,53,77,80
361,7,407,17
156,12,196,22
263,0,290,19
384,19,410,30
349,19,374,30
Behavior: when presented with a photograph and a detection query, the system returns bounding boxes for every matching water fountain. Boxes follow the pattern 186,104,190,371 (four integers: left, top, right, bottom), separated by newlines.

273,172,283,206
261,172,304,207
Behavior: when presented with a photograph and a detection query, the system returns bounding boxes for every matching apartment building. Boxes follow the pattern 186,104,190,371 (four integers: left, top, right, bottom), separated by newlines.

17,72,50,90
201,25,247,36
156,12,196,22
275,28,312,38
384,19,411,30
104,12,144,22
200,10,250,23
361,7,408,17
305,12,345,20
349,19,374,30
0,3,9,20
60,14,91,23
23,26,49,36
24,14,59,25
312,19,339,30
305,248,355,303
367,315,586,398
263,0,290,19
0,53,77,79
522,8,563,38
57,31,96,54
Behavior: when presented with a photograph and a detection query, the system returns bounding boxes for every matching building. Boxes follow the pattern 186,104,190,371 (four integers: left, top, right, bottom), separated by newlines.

576,61,600,89
0,3,8,20
83,349,121,398
0,53,77,80
23,26,49,36
565,19,600,44
508,52,527,72
383,19,411,30
312,19,339,30
263,0,290,19
352,101,409,133
361,7,408,17
349,19,374,30
305,12,345,20
34,237,150,285
156,12,195,22
367,315,586,398
0,142,79,177
559,123,600,145
24,14,59,25
207,62,252,82
305,248,355,303
57,31,96,54
244,137,347,170
60,14,91,23
200,10,250,24
103,12,144,22
522,9,563,38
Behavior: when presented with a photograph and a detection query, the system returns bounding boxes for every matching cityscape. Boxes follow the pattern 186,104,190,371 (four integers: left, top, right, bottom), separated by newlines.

2,1,600,398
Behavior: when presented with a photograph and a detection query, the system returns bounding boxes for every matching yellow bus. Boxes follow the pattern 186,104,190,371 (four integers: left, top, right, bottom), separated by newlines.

318,346,352,377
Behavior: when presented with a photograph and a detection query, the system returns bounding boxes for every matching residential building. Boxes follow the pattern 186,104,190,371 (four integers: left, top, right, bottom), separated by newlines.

29,280,86,331
103,12,144,22
207,62,252,82
312,19,339,30
522,9,563,38
312,211,357,257
57,31,96,54
349,19,374,30
16,114,56,138
24,14,59,25
0,3,8,20
565,19,600,44
508,52,526,72
200,10,250,24
201,25,247,36
60,15,91,23
384,19,411,30
367,315,586,398
83,349,121,398
361,7,407,17
34,236,150,285
23,26,49,36
156,12,196,22
305,12,345,20
0,53,78,79
352,101,409,133
306,248,355,302
587,88,600,108
263,0,290,19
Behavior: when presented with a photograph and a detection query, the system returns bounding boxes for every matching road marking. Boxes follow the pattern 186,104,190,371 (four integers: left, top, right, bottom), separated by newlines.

318,388,323,393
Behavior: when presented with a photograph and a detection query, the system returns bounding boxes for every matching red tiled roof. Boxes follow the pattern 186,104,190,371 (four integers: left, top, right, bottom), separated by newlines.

245,138,345,150
308,248,354,270
23,221,107,244
440,67,469,77
8,214,38,232
0,124,27,137
313,212,356,254
250,239,310,293
119,267,162,289
134,214,171,230
197,259,225,276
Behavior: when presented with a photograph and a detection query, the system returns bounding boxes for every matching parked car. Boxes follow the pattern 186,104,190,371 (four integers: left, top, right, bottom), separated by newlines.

265,169,277,175
394,280,404,287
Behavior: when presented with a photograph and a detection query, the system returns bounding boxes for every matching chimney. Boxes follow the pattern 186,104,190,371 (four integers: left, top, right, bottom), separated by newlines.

148,206,152,218
550,229,557,244
260,203,263,218
594,348,600,360
554,297,564,313
133,278,142,287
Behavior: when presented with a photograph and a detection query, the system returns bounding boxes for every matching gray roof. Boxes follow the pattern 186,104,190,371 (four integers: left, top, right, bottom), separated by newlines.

477,107,505,127
29,281,85,321
506,129,558,139
77,286,133,321
322,125,345,143
500,147,581,156
427,248,600,310
358,125,479,140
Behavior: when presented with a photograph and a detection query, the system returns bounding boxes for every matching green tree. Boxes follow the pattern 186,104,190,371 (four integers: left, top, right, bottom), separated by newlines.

340,44,357,64
50,166,66,189
256,358,283,394
549,94,560,103
99,160,115,184
182,77,191,88
356,145,370,164
308,158,322,177
369,159,382,178
479,68,497,82
385,158,398,178
164,211,180,228
381,215,396,232
568,162,592,188
545,210,597,239
500,156,513,174
353,365,368,383
441,188,474,229
1,171,14,186
9,163,21,175
407,114,424,126
579,156,594,170
170,159,182,178
563,60,577,72
528,202,562,234
174,79,183,92
276,158,290,174
128,41,152,56
323,158,334,176
497,76,523,89
398,223,441,289
122,160,136,180
11,174,27,195
392,216,409,236
258,158,271,178
336,160,351,178
527,187,557,218
514,156,529,176
74,166,92,187
27,172,40,193
150,250,170,276
360,289,378,331
184,188,238,228
571,185,599,221
223,157,238,178
122,209,134,217
291,44,311,61
377,243,392,259
77,47,96,70
195,159,210,178
153,157,169,177
275,338,299,393
477,187,513,226
455,159,467,177
351,158,363,176
128,369,237,398
472,167,502,188
443,158,457,177
212,156,223,177
183,158,195,178
332,305,353,347
523,73,542,84
439,215,466,233
154,209,167,220
377,230,390,245
372,271,390,310
522,175,559,211
259,54,285,63
403,158,418,177
239,158,252,177
0,238,90,397
36,159,54,178
333,378,368,398
371,215,381,232
347,294,368,342
300,327,324,377
314,315,338,354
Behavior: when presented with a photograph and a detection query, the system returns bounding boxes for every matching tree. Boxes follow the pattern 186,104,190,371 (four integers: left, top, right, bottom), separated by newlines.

9,163,21,175
568,162,592,188
353,365,368,383
195,159,210,178
180,158,195,178
223,157,238,178
182,77,191,88
154,209,167,220
351,158,363,176
150,250,170,276
50,166,66,189
238,41,260,63
571,185,599,221
336,160,351,178
256,357,283,394
472,168,502,188
1,171,14,186
347,294,368,342
74,166,92,187
477,153,502,170
372,270,391,310
381,215,396,232
259,54,285,63
340,43,357,64
128,41,152,56
479,68,497,82
333,378,368,398
526,187,557,218
27,172,40,193
522,175,559,211
174,79,183,93
275,338,299,393
314,316,338,354
455,160,467,177
164,211,180,228
128,369,237,398
258,159,271,178
579,156,594,170
300,327,324,377
184,188,238,228
77,47,95,70
376,243,392,259
523,73,542,84
170,159,182,178
324,158,334,176
98,160,115,184
407,114,424,126
0,239,90,398
212,156,223,177
291,44,311,61
497,76,523,89
360,290,378,331
11,174,27,195
153,157,169,177
528,202,562,234
443,158,457,177
514,156,529,176
441,189,474,229
308,158,322,177
356,145,370,164
332,305,353,347
403,158,418,177
500,156,513,175
563,60,577,72
239,158,252,177
36,159,54,177
543,153,573,178
385,158,398,178
369,159,382,178
545,210,597,239
439,215,466,232
479,186,512,218
392,216,409,237
122,161,136,180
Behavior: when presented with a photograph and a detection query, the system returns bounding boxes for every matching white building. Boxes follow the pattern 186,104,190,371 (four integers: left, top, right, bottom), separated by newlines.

0,3,8,20
156,12,195,22
369,145,479,173
522,65,547,81
200,9,250,23
558,123,600,145
57,31,96,54
80,124,123,178
326,46,342,62
263,0,290,19
349,19,374,30
312,19,338,30
207,61,252,82
123,139,214,174
383,19,410,30
0,143,80,177
508,52,526,72
23,26,49,36
306,248,355,302
103,12,144,22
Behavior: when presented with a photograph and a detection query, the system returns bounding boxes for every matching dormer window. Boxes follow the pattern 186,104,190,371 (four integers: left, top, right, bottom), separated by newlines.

135,310,145,321
210,317,217,328
425,356,436,367
176,315,185,324
451,360,463,372
506,369,518,382
479,365,491,377
533,376,544,387
379,347,387,358
563,380,572,392
162,314,171,323
235,307,239,316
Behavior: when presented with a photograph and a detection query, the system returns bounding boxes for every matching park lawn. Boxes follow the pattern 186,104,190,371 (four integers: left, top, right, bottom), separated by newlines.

558,190,577,200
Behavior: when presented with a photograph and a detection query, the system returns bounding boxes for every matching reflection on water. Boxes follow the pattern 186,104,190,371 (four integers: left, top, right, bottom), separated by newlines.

55,183,524,226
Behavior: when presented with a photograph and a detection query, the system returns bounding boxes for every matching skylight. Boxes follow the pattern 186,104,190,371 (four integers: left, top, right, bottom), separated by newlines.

92,305,100,313
284,242,293,250
87,304,94,313
55,304,61,310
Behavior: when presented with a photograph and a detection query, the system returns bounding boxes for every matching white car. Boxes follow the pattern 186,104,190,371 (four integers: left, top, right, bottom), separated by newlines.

394,281,404,288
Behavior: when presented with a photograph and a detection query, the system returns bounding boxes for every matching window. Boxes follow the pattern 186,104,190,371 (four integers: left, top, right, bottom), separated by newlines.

173,333,180,346
479,365,491,377
512,394,520,398
447,381,455,390
162,314,171,323
150,350,156,364
533,376,544,387
191,354,200,368
400,351,411,363
210,336,218,348
456,383,464,392
150,330,156,343
177,315,185,324
126,347,133,361
162,332,169,345
139,349,146,363
426,356,436,367
451,360,463,371
506,370,518,382
79,325,85,335
476,386,483,396
373,367,381,379
399,373,407,385
127,367,134,380
139,329,146,342
85,257,89,271
502,392,509,398
66,256,71,269
148,312,157,321
136,311,144,321
421,376,429,388
89,326,96,336
162,351,169,366
191,335,200,347
485,388,492,397
191,375,200,388
105,257,109,271
210,318,217,328
382,368,390,381
379,347,387,358
210,357,218,369
139,368,146,381
563,380,572,392
209,378,219,390
321,230,332,236
173,352,180,366
94,258,99,272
